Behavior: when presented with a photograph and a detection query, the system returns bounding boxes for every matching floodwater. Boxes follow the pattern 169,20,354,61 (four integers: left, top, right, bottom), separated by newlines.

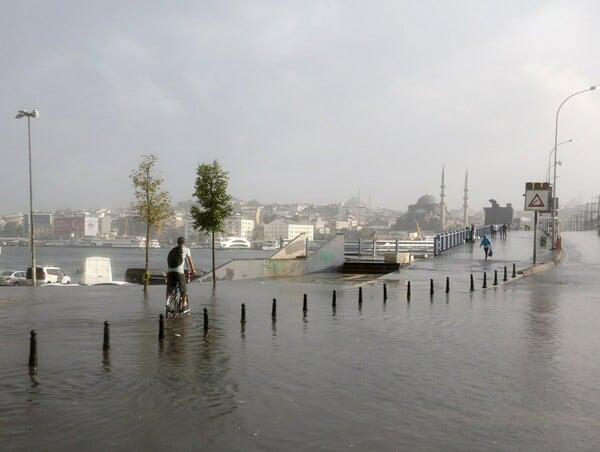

1,232,600,451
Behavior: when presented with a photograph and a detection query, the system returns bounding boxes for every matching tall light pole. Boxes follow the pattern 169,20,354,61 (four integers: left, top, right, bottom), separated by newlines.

15,109,39,286
552,86,598,249
546,139,575,183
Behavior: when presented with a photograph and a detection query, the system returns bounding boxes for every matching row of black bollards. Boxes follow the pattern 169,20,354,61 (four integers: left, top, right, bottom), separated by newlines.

25,262,524,374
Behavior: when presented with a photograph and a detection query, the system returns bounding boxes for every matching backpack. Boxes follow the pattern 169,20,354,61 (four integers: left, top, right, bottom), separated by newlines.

167,246,184,268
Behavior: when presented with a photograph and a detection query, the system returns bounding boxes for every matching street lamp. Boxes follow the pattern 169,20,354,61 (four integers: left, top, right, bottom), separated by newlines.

552,86,598,249
546,139,574,182
15,109,39,286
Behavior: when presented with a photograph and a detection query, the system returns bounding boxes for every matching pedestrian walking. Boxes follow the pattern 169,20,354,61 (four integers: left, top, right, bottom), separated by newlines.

480,234,492,260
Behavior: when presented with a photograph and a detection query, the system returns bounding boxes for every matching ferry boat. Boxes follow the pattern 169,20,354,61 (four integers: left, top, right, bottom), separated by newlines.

74,236,148,248
215,237,252,249
261,240,280,251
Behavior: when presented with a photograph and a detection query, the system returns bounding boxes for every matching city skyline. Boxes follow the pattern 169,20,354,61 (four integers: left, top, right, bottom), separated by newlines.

3,2,600,215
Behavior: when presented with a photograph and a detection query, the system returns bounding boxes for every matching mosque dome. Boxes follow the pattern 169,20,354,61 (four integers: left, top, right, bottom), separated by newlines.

416,194,437,206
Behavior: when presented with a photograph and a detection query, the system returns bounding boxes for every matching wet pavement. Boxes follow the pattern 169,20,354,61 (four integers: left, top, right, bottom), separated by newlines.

2,231,600,451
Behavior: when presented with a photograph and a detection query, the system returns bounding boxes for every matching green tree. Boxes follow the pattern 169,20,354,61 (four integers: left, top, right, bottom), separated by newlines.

190,160,234,287
130,154,173,292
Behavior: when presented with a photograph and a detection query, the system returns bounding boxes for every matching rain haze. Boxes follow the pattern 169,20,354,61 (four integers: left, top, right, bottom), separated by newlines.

2,1,600,215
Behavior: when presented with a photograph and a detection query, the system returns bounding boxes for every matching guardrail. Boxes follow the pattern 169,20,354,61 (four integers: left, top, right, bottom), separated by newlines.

344,238,435,256
433,225,491,256
341,226,492,257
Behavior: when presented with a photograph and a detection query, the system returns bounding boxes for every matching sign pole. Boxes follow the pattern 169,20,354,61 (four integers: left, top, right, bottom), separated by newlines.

533,212,537,264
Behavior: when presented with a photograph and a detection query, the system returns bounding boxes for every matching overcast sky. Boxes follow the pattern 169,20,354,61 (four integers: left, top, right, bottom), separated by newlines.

2,1,600,216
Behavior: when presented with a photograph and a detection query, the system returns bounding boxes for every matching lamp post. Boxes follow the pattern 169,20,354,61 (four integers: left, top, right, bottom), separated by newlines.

15,109,39,286
552,86,598,249
546,139,574,183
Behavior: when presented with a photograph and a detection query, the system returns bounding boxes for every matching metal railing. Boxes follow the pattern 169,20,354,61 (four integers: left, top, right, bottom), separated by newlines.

344,238,435,256
433,225,490,256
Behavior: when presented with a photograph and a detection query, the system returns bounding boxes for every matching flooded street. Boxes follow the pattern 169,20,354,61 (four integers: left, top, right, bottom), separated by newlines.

1,232,600,450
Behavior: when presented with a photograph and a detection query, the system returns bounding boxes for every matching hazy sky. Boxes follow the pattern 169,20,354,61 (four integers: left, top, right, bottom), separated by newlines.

2,1,600,215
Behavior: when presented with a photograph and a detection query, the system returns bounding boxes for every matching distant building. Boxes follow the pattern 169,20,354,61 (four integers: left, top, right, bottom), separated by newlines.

23,213,53,240
264,220,314,241
484,199,513,225
54,216,98,238
224,217,255,240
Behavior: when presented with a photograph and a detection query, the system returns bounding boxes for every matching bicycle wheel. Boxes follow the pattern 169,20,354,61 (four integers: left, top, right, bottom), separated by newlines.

166,291,180,318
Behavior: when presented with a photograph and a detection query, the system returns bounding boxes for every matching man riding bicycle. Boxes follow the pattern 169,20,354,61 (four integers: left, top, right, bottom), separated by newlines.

166,236,197,311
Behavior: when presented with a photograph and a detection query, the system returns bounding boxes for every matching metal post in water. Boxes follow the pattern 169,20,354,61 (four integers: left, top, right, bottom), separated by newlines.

358,287,363,305
383,283,387,301
241,303,246,324
503,266,508,282
512,263,516,278
407,281,411,301
303,294,307,312
430,279,434,296
493,270,498,286
28,330,37,373
483,272,487,289
103,321,110,352
272,298,277,319
332,290,336,308
446,277,450,294
158,314,164,340
203,307,209,333
470,274,474,292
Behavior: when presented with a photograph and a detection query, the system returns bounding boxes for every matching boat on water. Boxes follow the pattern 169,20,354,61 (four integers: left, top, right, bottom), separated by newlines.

76,236,148,248
261,240,280,251
215,237,252,249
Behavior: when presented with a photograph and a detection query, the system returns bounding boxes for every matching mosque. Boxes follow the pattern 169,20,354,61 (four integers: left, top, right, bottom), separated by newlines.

392,168,471,233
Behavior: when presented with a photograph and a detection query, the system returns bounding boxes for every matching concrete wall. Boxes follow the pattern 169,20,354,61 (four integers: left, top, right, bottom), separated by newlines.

196,233,345,283
305,233,344,273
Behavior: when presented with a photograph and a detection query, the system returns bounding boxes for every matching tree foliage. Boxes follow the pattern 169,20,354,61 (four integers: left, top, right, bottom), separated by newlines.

130,154,172,292
190,160,234,286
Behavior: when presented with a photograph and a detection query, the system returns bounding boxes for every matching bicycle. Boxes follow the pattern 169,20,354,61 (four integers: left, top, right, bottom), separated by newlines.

165,280,187,318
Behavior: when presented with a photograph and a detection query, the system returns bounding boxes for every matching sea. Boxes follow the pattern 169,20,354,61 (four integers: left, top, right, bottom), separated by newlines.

0,245,274,284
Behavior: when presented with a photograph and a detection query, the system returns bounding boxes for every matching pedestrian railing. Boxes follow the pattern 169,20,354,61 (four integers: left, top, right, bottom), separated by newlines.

433,226,491,256
344,238,435,256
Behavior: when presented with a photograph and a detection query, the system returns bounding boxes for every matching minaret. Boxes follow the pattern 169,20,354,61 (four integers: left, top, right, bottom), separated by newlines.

463,170,469,226
440,166,446,231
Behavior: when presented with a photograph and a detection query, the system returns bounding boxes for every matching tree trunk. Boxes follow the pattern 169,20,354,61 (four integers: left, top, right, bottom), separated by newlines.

144,223,150,293
211,230,216,287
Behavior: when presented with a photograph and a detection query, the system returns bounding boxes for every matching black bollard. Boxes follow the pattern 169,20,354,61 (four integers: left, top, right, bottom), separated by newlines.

383,283,387,301
503,266,508,282
272,298,277,318
28,330,37,373
445,277,450,294
332,290,337,308
407,281,411,301
493,270,498,286
483,272,487,289
303,294,307,312
512,263,516,278
103,321,110,352
158,314,164,340
358,287,363,304
430,279,434,296
470,274,474,292
241,303,246,324
203,307,209,333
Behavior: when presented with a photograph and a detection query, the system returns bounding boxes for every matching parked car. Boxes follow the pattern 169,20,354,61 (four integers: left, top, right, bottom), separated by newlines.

124,268,167,285
0,270,27,286
26,266,71,284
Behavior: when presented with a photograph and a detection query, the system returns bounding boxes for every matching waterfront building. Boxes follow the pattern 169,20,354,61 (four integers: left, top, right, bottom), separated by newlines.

264,219,314,242
224,217,255,240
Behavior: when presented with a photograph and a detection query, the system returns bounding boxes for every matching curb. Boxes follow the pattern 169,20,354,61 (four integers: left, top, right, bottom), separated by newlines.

482,248,563,289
